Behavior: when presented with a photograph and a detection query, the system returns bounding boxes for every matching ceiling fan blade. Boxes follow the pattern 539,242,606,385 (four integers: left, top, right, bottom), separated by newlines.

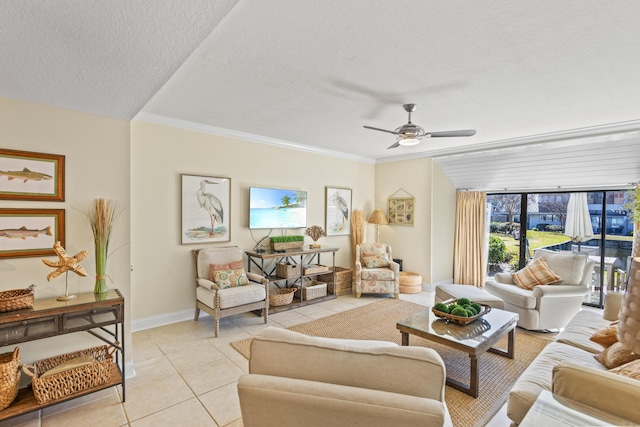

363,125,399,135
387,141,401,149
428,130,476,138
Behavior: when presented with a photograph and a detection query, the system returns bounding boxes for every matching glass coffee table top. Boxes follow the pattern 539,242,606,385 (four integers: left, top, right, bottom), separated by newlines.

396,307,518,349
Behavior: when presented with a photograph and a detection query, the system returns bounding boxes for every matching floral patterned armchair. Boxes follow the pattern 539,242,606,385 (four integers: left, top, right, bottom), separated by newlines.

355,243,399,298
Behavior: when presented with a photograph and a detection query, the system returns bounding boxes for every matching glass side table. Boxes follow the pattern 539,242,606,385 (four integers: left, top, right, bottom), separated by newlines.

520,390,635,426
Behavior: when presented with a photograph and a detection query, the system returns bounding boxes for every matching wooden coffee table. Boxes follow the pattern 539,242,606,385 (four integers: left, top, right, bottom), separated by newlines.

396,307,518,398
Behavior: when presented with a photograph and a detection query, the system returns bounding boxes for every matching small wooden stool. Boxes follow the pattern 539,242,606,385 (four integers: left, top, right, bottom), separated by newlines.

399,271,422,294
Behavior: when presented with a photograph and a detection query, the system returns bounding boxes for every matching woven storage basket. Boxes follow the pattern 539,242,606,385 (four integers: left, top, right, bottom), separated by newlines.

0,285,35,313
23,345,114,404
302,264,329,275
275,263,301,279
294,281,327,300
0,347,21,411
318,267,353,296
269,288,296,306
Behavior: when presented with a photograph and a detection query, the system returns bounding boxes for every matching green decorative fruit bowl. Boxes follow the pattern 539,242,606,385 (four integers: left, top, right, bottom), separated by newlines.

432,298,491,325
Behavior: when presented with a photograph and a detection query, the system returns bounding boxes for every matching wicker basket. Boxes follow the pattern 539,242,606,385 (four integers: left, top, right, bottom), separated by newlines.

0,347,20,411
23,345,115,404
269,288,296,307
0,285,35,313
275,263,301,279
318,267,353,295
303,264,329,275
294,281,327,300
432,299,491,325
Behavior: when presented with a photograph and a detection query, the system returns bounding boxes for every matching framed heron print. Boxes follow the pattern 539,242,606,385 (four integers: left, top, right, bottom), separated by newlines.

0,208,65,258
0,148,65,201
325,187,351,236
181,174,231,244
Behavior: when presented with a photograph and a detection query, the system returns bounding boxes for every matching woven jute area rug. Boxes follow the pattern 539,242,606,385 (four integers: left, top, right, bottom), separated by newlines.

231,298,549,427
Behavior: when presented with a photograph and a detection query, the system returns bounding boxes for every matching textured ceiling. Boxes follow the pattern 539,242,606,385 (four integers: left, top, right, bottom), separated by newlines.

2,0,639,190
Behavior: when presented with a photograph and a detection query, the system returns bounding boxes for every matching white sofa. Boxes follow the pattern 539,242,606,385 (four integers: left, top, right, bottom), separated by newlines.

485,249,593,330
506,294,640,425
237,327,452,427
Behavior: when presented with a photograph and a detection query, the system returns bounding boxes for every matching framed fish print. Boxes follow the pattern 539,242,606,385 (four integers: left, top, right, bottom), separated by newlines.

325,187,351,236
181,174,231,244
0,208,65,258
0,148,65,201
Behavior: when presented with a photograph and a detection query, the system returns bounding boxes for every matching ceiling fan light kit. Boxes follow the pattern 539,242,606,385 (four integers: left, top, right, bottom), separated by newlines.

398,138,420,146
364,103,476,149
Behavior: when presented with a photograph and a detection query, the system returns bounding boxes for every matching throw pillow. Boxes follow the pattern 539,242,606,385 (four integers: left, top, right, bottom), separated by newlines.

512,256,562,290
209,261,243,281
589,322,619,348
594,342,640,369
609,359,640,380
213,268,250,289
362,253,390,268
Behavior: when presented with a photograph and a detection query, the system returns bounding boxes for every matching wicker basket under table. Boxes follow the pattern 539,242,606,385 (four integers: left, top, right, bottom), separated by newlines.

275,263,301,279
23,345,115,404
294,281,327,300
269,288,296,307
318,267,353,296
0,348,20,411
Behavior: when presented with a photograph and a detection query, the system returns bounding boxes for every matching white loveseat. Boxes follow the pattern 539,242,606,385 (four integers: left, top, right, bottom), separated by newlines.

237,327,452,427
485,249,594,330
506,294,640,425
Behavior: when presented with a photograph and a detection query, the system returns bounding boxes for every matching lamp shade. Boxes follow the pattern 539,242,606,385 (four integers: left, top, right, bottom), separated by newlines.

618,257,640,354
367,208,388,225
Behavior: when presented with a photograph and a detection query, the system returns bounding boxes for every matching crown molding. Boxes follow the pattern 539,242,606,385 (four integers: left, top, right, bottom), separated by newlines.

134,112,376,164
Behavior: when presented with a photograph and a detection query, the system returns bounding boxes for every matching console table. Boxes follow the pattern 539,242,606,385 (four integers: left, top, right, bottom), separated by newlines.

246,246,339,313
0,289,125,421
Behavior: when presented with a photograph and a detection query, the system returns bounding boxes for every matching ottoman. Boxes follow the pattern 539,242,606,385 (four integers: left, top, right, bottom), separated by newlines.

435,284,505,309
399,272,422,294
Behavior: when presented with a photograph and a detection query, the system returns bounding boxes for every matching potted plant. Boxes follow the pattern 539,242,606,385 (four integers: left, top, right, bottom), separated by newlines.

270,235,305,251
84,199,122,295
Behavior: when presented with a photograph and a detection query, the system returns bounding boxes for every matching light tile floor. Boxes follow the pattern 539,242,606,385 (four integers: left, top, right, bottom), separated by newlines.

1,287,589,427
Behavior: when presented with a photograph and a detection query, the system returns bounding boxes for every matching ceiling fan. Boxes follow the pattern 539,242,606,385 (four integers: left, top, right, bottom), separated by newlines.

363,104,476,149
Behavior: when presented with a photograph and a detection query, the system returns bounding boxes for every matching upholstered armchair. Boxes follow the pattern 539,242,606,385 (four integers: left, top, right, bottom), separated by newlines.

192,246,268,337
485,249,593,330
355,243,399,298
238,327,453,427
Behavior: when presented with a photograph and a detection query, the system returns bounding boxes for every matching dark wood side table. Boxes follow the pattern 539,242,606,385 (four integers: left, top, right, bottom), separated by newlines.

0,289,125,421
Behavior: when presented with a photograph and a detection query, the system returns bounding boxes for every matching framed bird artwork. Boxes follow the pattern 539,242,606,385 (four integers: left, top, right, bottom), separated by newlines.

181,174,231,244
325,187,352,236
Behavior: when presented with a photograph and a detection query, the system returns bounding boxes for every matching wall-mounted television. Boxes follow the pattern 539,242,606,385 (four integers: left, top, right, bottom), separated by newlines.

249,187,307,229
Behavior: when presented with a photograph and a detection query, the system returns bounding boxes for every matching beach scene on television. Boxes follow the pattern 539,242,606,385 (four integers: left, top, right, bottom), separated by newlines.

250,187,307,229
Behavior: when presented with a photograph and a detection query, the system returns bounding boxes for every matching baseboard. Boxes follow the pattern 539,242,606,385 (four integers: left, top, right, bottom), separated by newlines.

131,308,210,333
125,361,136,379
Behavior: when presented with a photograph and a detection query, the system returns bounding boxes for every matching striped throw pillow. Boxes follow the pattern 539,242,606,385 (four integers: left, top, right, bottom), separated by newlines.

512,256,562,290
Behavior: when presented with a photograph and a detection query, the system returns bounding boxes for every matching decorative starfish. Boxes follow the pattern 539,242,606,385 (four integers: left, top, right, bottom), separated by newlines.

42,241,89,281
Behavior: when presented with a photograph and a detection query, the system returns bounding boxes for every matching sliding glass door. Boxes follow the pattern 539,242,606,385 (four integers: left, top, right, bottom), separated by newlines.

487,190,634,307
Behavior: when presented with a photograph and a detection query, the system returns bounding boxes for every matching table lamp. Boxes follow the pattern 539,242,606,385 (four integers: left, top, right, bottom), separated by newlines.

367,208,388,243
618,257,640,354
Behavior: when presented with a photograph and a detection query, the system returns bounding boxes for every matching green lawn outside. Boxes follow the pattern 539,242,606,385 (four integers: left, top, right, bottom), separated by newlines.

491,231,571,258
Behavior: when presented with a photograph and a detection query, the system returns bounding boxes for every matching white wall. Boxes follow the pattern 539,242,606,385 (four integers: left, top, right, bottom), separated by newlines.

431,163,456,284
130,120,376,323
0,97,131,367
374,158,456,284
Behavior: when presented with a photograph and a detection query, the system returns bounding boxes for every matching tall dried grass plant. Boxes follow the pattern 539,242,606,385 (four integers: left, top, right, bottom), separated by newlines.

84,199,122,294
